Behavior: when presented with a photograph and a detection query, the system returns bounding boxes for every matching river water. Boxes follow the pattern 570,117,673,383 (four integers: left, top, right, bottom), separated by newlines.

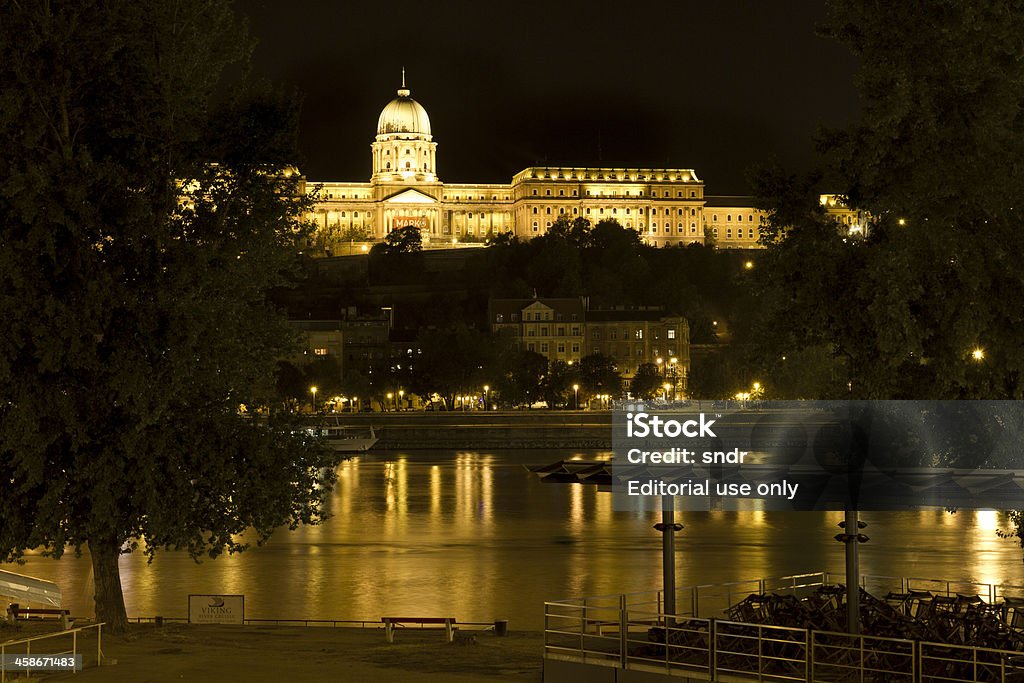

9,449,1024,629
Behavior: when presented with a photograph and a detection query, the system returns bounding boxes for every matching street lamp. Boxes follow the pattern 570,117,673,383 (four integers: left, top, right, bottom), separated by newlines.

972,348,985,361
572,383,579,410
663,382,672,401
483,385,489,410
398,389,405,410
310,386,318,413
386,392,393,411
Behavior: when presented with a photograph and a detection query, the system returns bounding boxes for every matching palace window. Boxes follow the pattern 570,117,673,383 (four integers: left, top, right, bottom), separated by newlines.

314,348,328,356
727,215,732,221
386,162,391,169
572,343,580,353
737,215,742,222
557,343,565,353
559,190,564,196
546,207,551,214
532,207,538,214
572,190,578,196
546,190,551,196
667,329,676,339
713,215,718,222
749,228,754,238
690,191,696,197
726,228,732,238
532,189,537,195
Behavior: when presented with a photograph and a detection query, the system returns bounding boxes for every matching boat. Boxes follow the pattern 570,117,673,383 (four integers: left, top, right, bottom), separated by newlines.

311,418,378,453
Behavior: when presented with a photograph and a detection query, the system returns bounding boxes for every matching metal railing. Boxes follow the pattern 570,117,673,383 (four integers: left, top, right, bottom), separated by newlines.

546,571,1024,682
0,622,103,682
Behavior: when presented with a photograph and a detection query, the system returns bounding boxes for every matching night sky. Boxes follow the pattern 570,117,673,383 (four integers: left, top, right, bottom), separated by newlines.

238,0,861,194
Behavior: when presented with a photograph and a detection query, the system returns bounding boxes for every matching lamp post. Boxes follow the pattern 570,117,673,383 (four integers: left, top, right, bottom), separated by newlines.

398,389,405,411
668,356,678,400
572,383,579,410
483,385,489,411
310,386,318,413
386,392,393,412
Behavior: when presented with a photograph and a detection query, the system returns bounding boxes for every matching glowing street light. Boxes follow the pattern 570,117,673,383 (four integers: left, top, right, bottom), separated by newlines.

972,348,985,361
310,386,318,413
573,383,579,410
398,389,405,410
483,385,490,410
898,218,907,227
744,260,754,270
386,392,394,411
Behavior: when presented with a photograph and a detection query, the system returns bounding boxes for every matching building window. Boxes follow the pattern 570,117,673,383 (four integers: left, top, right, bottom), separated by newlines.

541,343,549,353
713,227,719,237
557,343,565,353
727,228,732,238
727,215,732,221
713,215,718,222
527,343,535,351
532,189,537,195
314,348,328,356
737,215,743,222
541,327,548,336
749,228,754,238
546,190,551,196
546,207,551,214
532,207,538,214
591,330,601,339
496,314,504,323
691,209,696,216
559,190,564,196
572,343,580,353
667,329,676,339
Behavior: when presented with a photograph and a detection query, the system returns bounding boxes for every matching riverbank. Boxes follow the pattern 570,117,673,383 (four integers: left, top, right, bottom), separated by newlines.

37,623,542,682
338,410,612,449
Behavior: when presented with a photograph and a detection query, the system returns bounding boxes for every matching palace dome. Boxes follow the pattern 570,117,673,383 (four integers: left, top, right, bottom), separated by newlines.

377,86,431,136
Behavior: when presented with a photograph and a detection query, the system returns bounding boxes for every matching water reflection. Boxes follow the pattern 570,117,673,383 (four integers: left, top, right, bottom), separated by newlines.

7,450,1024,629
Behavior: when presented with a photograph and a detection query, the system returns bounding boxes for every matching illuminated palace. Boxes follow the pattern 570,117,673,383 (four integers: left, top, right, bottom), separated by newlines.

307,79,864,253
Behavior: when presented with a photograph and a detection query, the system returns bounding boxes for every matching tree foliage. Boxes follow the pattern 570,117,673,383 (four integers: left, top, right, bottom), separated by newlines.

0,0,336,631
630,363,663,399
750,1,1024,399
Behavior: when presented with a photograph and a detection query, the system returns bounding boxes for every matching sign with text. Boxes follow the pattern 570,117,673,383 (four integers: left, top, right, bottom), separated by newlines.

188,594,244,625
612,400,1024,511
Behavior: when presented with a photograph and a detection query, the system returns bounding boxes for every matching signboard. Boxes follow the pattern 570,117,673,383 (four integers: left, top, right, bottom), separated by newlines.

188,594,244,625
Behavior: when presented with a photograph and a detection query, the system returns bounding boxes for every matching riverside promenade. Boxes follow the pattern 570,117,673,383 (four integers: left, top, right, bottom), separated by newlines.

334,410,612,450
19,623,543,682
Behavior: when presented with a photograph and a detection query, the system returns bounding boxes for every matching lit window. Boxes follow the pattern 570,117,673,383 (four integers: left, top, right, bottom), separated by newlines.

667,329,676,339
314,348,328,356
496,314,504,323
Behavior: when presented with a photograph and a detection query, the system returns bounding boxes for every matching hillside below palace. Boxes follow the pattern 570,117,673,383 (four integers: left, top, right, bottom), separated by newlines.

306,79,862,254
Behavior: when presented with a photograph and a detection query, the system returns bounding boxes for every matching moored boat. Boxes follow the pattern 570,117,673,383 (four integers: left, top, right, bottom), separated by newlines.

310,418,378,453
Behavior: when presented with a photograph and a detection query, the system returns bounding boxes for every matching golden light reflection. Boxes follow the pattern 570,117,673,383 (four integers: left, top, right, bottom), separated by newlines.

430,464,441,517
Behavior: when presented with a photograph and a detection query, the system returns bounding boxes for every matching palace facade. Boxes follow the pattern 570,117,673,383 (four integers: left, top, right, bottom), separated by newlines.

307,80,863,254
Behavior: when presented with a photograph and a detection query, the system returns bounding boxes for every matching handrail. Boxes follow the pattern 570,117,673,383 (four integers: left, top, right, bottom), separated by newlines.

0,622,103,682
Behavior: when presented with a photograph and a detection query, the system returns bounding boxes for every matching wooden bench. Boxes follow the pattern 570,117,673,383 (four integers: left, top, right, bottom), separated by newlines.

381,617,457,643
10,607,70,619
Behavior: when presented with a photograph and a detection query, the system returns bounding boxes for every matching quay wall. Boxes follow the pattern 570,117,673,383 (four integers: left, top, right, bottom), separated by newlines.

329,411,612,449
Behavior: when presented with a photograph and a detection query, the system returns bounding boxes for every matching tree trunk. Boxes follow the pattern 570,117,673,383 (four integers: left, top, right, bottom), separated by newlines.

90,538,129,633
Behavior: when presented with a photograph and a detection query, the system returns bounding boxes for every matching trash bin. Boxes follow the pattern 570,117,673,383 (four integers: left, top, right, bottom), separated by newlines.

494,619,509,637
